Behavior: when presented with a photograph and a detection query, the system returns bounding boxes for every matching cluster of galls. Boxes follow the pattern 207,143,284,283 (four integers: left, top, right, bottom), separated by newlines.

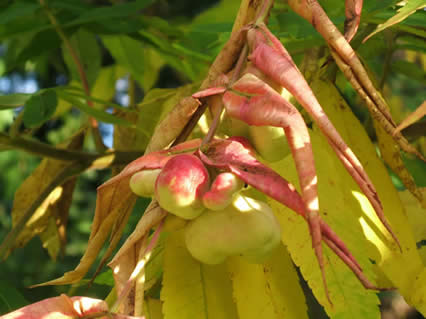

129,153,281,265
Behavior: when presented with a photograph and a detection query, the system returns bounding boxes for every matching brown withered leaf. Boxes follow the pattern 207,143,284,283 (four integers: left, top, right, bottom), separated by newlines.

33,179,137,287
5,131,84,259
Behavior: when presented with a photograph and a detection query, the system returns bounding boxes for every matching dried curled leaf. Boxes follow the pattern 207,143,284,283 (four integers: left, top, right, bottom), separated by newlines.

4,131,84,259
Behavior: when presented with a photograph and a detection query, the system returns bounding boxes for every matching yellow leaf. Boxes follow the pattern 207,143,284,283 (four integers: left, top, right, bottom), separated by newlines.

399,188,426,242
227,245,309,319
411,267,426,317
39,217,61,260
161,229,238,319
307,77,424,312
5,132,84,258
268,130,381,318
144,298,163,319
33,180,137,286
227,256,276,319
263,245,309,319
91,66,127,110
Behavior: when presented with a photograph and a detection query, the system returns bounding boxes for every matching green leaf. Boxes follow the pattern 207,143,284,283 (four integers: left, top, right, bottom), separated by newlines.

0,280,28,314
94,269,115,286
364,1,426,41
391,60,426,84
22,90,58,128
63,0,154,28
56,90,149,137
161,229,238,319
0,2,40,26
102,35,159,91
0,93,32,110
62,28,101,89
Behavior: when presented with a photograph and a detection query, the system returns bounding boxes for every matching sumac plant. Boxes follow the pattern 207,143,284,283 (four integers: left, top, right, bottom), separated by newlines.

0,0,425,318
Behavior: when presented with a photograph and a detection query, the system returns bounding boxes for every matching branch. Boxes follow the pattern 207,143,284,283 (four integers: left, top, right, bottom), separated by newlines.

0,132,142,166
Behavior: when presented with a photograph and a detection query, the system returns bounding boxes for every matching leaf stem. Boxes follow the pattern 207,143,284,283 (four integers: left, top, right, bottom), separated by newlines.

39,0,106,152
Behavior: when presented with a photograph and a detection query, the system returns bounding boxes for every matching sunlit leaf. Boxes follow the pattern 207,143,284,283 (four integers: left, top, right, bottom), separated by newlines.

144,298,163,319
398,188,426,262
227,256,277,319
161,229,238,319
262,245,309,319
308,76,425,314
4,131,84,259
364,1,426,42
102,35,163,92
227,244,309,319
90,65,127,110
268,130,381,317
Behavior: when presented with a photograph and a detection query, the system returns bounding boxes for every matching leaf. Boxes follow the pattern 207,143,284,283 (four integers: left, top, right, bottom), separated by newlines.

398,188,426,261
22,90,57,128
161,229,238,319
262,245,309,319
41,142,200,286
0,295,108,319
34,185,136,286
308,76,425,313
63,0,154,27
364,1,426,42
93,269,115,287
91,66,127,110
391,60,426,84
0,93,31,110
62,28,101,89
102,35,163,92
145,96,200,153
0,280,28,314
56,90,148,135
227,256,277,319
3,131,84,259
138,84,198,151
395,101,426,134
0,2,40,26
144,298,163,319
227,245,309,319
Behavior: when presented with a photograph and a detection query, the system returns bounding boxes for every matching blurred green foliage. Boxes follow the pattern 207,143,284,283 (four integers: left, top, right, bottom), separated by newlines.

0,0,424,316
